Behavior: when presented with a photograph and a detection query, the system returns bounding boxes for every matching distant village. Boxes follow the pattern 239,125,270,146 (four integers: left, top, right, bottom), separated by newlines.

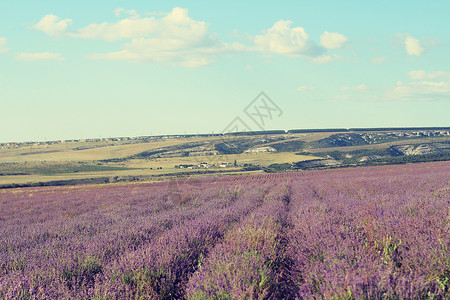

0,135,176,150
175,162,235,170
1,128,449,150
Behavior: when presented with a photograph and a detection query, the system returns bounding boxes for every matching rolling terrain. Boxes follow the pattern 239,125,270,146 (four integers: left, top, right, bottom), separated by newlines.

1,128,449,188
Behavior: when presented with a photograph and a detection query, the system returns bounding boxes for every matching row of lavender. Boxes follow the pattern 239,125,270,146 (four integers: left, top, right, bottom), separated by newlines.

287,163,450,298
0,177,288,298
0,162,449,298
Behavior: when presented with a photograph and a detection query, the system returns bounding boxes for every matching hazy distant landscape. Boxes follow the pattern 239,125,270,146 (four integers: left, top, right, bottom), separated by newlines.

1,127,449,188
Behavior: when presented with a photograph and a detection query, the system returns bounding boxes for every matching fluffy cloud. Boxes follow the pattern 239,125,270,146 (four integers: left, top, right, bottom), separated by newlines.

0,37,9,53
253,20,323,57
386,80,450,101
82,7,248,66
381,70,450,101
15,52,65,61
404,35,424,56
70,7,213,43
408,70,450,80
252,21,346,63
320,31,347,49
31,8,347,66
70,18,158,41
33,14,72,37
341,84,368,92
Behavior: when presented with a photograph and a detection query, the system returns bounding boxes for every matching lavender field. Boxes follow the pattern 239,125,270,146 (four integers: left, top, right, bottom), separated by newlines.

0,162,449,299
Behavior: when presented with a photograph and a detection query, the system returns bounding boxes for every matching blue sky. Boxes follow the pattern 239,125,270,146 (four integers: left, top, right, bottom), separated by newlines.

0,1,449,142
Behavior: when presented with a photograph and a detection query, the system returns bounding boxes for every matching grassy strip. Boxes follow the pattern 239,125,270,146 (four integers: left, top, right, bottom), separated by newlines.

0,163,135,175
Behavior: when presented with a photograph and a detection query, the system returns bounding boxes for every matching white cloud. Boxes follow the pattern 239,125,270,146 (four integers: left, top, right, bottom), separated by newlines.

86,41,247,67
385,80,450,101
390,70,450,101
0,37,9,53
407,70,426,80
320,31,347,49
70,18,158,41
33,14,72,37
253,20,323,57
82,7,248,67
341,84,368,92
296,86,316,92
405,35,424,56
252,21,347,64
426,71,450,79
114,8,139,18
70,7,213,43
86,48,216,67
31,8,347,67
408,70,450,80
372,56,388,64
15,52,65,61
